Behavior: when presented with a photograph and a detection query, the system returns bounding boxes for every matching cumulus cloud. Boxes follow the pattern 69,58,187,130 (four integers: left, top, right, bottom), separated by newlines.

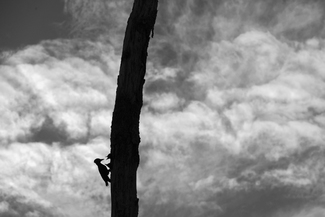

0,39,119,145
0,39,118,216
0,140,113,217
139,30,325,216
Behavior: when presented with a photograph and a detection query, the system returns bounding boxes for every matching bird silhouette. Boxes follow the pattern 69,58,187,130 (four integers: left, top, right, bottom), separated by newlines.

94,158,111,186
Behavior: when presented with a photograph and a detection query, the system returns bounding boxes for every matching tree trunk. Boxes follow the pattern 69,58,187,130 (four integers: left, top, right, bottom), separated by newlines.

109,1,158,217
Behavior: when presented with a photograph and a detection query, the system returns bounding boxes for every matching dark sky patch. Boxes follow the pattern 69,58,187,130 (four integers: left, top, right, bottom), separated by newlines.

0,0,67,50
214,186,313,217
31,115,69,145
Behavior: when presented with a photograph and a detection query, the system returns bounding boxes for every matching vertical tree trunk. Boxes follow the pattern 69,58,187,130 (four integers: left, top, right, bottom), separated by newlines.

110,1,158,217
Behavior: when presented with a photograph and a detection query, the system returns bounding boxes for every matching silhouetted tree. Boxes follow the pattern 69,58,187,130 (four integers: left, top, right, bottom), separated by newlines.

109,1,158,217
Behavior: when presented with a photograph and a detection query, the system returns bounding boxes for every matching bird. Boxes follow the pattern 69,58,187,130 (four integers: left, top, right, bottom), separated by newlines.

94,158,111,186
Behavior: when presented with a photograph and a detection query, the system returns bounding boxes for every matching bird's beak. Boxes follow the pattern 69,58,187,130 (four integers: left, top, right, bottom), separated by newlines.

94,158,104,163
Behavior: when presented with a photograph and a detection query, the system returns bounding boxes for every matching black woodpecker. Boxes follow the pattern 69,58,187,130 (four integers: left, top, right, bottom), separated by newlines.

94,158,111,186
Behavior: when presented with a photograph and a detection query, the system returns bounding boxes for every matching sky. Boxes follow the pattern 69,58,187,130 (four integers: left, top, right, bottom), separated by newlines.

0,0,325,217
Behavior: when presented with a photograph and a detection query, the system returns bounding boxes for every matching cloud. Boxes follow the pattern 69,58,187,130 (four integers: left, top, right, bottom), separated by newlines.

1,31,324,217
138,30,325,216
63,0,132,45
273,1,324,40
0,39,119,145
0,140,112,217
275,207,325,217
0,39,117,216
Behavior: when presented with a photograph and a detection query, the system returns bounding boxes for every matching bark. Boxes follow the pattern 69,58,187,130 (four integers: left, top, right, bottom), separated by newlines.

109,1,158,217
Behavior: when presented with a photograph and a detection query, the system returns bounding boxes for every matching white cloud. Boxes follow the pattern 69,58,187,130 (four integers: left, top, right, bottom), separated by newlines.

138,30,325,215
0,140,111,217
146,92,184,112
0,39,117,216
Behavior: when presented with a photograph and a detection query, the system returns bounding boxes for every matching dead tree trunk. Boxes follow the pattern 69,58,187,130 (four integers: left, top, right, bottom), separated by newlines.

109,1,158,217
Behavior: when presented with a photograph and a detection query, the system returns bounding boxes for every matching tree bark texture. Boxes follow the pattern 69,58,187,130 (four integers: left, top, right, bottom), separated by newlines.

110,1,158,217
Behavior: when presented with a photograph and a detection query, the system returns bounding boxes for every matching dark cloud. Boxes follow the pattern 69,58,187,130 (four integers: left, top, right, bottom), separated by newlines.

214,186,315,217
0,194,64,217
